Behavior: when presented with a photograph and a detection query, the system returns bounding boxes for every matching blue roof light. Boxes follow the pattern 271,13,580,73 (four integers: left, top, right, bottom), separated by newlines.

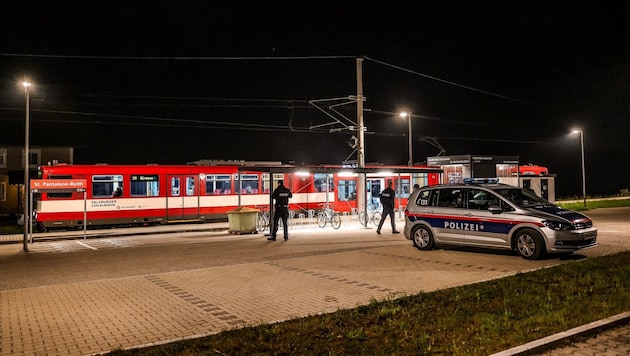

463,178,500,184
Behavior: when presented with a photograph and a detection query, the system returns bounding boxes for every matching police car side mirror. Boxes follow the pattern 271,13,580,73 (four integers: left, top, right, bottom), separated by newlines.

488,206,503,214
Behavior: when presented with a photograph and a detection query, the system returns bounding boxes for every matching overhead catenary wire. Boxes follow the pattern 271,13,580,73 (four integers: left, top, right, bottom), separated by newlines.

0,53,564,136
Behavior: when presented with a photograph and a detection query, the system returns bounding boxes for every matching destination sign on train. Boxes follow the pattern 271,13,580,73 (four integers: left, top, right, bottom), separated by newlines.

30,179,87,190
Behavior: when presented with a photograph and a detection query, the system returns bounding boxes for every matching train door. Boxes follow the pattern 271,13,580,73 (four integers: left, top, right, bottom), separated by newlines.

167,175,199,221
366,178,384,209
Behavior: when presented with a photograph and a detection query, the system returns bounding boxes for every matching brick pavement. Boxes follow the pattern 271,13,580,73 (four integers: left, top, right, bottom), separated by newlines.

0,211,628,355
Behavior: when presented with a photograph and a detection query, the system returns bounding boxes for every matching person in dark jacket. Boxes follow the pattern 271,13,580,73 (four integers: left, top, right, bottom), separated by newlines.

269,180,293,241
377,180,400,235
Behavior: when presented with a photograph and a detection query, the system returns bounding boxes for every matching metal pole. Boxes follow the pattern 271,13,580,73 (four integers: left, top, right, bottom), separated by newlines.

84,190,87,239
29,190,33,243
408,113,413,167
397,172,402,218
23,81,31,252
580,131,586,208
356,58,368,228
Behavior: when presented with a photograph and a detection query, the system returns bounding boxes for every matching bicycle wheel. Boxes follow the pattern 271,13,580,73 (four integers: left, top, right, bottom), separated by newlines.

317,212,327,228
358,211,368,226
371,212,382,226
257,213,269,232
331,213,342,229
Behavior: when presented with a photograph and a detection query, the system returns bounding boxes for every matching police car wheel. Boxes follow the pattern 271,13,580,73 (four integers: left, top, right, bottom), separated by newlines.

514,228,546,260
412,225,435,250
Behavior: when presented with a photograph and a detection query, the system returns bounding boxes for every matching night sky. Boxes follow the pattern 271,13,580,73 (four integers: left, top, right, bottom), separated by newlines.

1,2,628,197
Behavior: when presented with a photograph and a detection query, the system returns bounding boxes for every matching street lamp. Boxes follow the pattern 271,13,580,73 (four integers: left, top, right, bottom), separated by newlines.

22,80,31,251
571,129,586,208
400,112,412,166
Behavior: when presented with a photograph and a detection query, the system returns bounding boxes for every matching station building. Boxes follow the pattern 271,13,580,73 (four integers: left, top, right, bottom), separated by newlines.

427,154,556,202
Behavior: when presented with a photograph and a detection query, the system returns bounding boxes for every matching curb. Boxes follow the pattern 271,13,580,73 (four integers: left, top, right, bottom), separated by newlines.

0,224,231,244
490,311,630,356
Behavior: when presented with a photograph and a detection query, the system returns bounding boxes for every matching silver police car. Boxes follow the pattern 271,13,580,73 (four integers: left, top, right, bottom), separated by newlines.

403,178,597,260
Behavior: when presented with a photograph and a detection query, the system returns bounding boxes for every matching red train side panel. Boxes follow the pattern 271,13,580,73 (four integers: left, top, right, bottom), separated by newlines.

34,163,442,230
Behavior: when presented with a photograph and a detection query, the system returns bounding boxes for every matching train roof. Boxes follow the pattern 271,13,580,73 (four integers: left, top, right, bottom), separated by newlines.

40,162,443,175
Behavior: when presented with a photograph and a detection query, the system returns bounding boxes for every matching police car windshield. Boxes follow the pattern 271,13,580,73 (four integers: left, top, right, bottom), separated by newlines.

493,188,551,208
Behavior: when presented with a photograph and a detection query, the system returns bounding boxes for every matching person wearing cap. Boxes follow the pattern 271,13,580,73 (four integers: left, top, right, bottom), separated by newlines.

268,180,293,241
377,180,400,235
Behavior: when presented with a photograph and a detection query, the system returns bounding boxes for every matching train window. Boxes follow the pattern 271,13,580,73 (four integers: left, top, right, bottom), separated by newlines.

314,173,333,192
186,177,195,195
171,177,180,196
400,178,410,198
337,180,357,201
236,174,259,194
205,175,231,195
411,174,429,189
92,175,123,198
262,174,270,194
261,174,283,194
131,175,159,197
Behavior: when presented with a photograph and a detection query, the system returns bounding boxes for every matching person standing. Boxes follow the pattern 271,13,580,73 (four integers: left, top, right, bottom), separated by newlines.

377,180,399,235
268,180,293,241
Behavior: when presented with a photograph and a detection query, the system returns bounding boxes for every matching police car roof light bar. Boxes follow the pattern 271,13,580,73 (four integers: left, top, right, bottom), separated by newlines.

463,178,500,184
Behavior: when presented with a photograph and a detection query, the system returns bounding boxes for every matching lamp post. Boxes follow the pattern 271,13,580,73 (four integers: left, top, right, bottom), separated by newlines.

400,112,412,166
571,129,586,208
22,80,31,251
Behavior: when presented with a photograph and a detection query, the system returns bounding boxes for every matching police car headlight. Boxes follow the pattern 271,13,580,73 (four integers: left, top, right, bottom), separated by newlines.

543,220,571,231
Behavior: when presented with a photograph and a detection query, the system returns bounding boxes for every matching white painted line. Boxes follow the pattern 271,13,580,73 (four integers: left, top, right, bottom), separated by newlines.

75,241,98,250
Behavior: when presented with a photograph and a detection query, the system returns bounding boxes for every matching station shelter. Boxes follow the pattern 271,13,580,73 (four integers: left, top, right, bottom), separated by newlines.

427,154,556,202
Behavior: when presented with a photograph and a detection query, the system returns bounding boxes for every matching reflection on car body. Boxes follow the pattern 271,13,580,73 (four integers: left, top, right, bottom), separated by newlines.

403,178,598,260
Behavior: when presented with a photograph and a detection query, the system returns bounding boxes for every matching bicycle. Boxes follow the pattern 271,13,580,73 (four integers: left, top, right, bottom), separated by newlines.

358,205,382,227
255,205,270,233
317,203,341,229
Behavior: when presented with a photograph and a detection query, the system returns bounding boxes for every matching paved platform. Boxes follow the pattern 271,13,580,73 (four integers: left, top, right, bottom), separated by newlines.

0,210,628,355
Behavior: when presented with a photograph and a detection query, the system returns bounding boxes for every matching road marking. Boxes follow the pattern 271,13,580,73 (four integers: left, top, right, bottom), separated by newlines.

75,241,98,250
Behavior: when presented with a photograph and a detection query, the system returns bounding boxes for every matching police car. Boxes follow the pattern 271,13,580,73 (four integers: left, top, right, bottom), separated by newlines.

403,178,597,260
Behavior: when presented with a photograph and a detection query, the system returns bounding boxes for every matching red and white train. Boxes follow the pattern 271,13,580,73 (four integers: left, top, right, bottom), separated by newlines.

33,161,442,230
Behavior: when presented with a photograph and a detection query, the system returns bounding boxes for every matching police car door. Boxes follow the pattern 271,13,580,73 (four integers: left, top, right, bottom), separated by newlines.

463,188,511,248
430,187,468,243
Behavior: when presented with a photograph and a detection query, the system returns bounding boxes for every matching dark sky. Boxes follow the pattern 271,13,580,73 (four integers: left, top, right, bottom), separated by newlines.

1,2,628,197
